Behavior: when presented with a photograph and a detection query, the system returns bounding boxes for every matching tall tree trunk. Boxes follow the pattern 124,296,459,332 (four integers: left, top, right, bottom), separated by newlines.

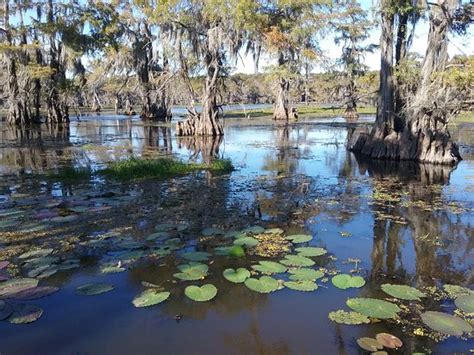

176,26,224,136
155,53,173,122
348,0,461,165
273,77,291,120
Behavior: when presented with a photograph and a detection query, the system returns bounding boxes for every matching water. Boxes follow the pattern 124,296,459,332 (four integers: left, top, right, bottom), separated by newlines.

0,116,472,354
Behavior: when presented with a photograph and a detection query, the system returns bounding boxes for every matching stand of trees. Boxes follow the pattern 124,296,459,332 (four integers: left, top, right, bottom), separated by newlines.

1,0,472,164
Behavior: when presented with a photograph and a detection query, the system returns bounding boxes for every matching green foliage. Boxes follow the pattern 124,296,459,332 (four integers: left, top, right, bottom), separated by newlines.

421,311,472,336
184,284,218,302
328,310,370,325
331,274,366,290
132,290,170,308
346,298,402,319
381,283,426,301
244,276,280,294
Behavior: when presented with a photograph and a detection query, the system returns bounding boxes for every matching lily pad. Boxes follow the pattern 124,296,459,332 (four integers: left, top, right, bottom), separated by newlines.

295,247,327,257
100,265,126,274
455,294,474,313
288,268,324,281
76,283,114,296
328,310,370,325
233,237,259,247
146,232,172,241
223,268,250,283
19,248,54,260
251,261,287,274
184,284,217,302
285,234,312,243
154,223,176,232
264,228,284,234
375,333,403,349
201,227,224,236
381,283,426,301
331,274,365,289
12,286,59,300
0,278,39,298
8,304,43,324
132,289,170,308
421,311,472,336
244,276,279,294
242,226,265,234
280,255,315,267
443,284,473,299
173,262,208,281
180,251,211,262
284,280,317,292
356,337,383,352
346,298,401,319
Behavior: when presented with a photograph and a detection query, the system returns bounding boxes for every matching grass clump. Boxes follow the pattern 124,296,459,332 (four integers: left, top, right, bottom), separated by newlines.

102,157,233,180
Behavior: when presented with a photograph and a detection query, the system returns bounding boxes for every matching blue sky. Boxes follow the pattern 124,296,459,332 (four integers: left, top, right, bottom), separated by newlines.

234,0,474,74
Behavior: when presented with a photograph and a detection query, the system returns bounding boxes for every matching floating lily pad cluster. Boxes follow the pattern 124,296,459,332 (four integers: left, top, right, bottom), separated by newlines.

356,333,403,352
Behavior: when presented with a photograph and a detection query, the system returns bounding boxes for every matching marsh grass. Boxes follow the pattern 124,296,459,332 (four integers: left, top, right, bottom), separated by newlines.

101,158,233,180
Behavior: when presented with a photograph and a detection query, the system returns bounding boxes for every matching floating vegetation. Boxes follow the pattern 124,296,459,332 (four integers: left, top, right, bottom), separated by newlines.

381,284,426,301
132,290,170,308
76,283,114,296
284,280,317,292
8,304,43,324
242,226,265,234
280,255,315,267
248,232,291,258
12,286,59,300
223,268,250,283
180,251,211,262
251,261,287,274
454,294,474,313
184,284,217,302
346,298,401,319
356,337,383,352
201,227,224,237
328,310,370,325
244,276,279,294
173,263,208,281
375,333,403,349
233,237,259,247
288,268,324,281
285,234,312,243
421,311,472,336
0,278,39,298
443,284,473,299
295,247,327,257
331,274,365,290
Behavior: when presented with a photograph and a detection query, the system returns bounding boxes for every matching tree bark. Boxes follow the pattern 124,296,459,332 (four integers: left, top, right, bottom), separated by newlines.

273,77,291,120
348,0,461,165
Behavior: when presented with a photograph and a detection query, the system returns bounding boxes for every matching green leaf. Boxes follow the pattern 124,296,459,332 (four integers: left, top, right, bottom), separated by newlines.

19,248,54,260
421,311,472,336
8,304,43,324
288,268,324,281
284,280,317,292
173,262,208,281
233,237,259,247
328,310,370,325
76,283,114,296
223,268,250,283
455,294,474,313
180,251,211,262
346,298,401,319
356,337,383,352
184,284,217,302
295,247,327,257
285,234,312,243
244,276,279,294
251,261,287,274
264,228,284,234
0,278,39,298
381,283,426,300
443,284,473,299
215,245,245,257
280,255,315,267
375,333,403,349
242,226,265,234
132,290,170,308
331,274,365,289
201,227,224,236
11,286,59,300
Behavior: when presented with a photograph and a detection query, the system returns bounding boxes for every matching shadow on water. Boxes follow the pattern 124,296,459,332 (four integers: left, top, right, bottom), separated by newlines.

0,118,473,354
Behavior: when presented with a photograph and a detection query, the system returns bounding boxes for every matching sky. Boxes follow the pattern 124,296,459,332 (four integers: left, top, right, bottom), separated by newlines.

233,0,474,74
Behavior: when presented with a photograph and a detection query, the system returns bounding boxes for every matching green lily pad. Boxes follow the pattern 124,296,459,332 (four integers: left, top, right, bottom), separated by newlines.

214,246,244,256
356,337,383,352
244,276,279,294
421,311,472,336
284,280,317,292
233,237,259,247
331,274,366,289
295,247,327,257
264,228,284,234
455,294,474,313
132,289,170,307
381,283,426,300
346,298,401,319
0,278,39,298
100,265,126,274
288,268,324,281
443,284,473,299
154,223,176,232
76,283,114,296
242,226,265,234
251,261,287,274
201,227,224,236
285,234,312,243
173,262,208,281
184,284,217,302
280,255,315,267
146,232,172,241
181,251,211,262
328,310,370,325
223,268,250,283
19,248,54,260
375,333,403,349
8,304,43,324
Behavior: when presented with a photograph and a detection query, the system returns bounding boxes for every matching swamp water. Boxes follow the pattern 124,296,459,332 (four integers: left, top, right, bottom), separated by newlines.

0,116,472,354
